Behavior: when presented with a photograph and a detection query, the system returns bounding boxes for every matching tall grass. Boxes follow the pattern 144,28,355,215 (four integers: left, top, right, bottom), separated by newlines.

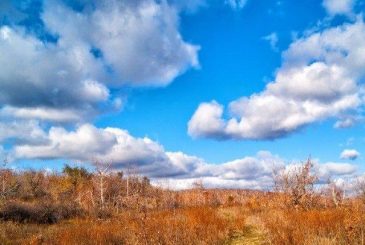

1,165,365,244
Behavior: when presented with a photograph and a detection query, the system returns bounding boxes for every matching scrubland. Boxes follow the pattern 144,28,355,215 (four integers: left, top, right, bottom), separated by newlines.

1,161,365,245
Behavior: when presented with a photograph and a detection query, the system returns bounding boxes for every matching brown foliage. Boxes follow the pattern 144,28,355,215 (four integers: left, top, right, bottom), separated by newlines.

0,163,365,244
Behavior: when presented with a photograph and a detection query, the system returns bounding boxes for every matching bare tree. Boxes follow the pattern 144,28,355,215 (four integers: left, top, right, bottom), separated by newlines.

93,161,111,209
0,157,18,200
355,176,365,204
327,179,344,207
273,158,318,209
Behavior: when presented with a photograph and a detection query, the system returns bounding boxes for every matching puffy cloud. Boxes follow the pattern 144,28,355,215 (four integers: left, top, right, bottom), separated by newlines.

322,0,355,16
0,0,199,123
15,124,117,161
12,124,281,187
0,120,47,145
12,124,196,178
317,162,357,180
0,123,357,189
0,107,84,122
42,0,199,86
0,25,108,122
188,19,365,140
340,149,360,160
188,101,228,139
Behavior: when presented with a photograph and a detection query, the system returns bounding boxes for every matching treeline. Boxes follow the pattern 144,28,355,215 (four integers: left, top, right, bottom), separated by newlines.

0,164,254,224
1,160,365,244
0,164,163,222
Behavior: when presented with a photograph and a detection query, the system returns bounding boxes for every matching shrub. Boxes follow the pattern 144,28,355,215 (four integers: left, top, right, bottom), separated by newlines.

0,201,84,224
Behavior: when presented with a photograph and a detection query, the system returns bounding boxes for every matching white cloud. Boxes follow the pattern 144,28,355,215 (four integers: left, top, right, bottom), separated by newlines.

0,120,48,145
263,32,279,51
7,122,280,187
0,107,84,122
334,117,357,128
225,0,248,10
0,25,108,122
340,149,360,160
0,0,199,123
15,124,117,161
188,101,227,139
4,123,357,189
189,19,365,140
322,0,355,16
317,162,357,180
42,0,199,86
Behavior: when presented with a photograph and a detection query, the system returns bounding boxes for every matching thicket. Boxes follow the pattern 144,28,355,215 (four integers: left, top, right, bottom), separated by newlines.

1,160,365,244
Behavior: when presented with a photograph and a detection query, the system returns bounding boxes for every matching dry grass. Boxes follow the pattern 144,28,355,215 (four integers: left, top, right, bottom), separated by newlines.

1,166,365,244
0,206,246,245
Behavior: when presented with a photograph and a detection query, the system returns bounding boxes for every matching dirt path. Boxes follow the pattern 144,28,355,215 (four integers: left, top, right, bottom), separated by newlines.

227,225,267,245
225,215,268,245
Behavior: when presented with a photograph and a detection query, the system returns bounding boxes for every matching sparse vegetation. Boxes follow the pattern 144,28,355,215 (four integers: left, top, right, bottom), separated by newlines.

0,161,365,244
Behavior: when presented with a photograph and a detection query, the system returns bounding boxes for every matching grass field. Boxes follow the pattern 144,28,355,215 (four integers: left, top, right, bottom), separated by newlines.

1,162,365,244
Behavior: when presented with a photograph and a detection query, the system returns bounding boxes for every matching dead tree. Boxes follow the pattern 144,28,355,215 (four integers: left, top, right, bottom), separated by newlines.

273,158,318,209
93,161,111,209
0,157,18,200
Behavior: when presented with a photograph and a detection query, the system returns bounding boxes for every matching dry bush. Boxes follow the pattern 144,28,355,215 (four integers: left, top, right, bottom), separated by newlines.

273,158,319,209
263,205,365,245
0,201,84,224
2,163,365,244
355,177,365,204
0,207,245,245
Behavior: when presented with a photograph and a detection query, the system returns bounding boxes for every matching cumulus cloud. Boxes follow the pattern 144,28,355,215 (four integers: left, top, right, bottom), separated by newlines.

340,149,360,160
42,0,199,86
0,0,199,123
322,0,355,16
189,19,365,140
0,25,108,122
5,122,279,187
188,101,228,139
0,123,354,189
317,162,357,180
0,120,48,145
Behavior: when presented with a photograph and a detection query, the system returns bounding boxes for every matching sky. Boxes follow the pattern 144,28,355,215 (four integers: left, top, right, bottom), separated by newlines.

0,0,365,189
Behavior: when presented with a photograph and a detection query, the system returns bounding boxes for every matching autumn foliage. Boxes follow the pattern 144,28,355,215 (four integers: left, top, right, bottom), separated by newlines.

0,160,365,244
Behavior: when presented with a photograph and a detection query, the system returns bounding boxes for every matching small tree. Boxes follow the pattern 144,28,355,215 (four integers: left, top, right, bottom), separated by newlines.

273,158,318,209
322,179,344,208
355,177,365,204
62,164,92,205
0,157,19,200
93,161,111,209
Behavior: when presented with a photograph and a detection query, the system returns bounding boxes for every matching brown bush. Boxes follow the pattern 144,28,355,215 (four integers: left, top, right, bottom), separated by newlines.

0,201,84,224
263,205,365,244
1,165,365,244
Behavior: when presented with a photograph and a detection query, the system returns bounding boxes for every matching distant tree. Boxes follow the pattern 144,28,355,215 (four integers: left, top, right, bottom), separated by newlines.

192,179,204,190
63,164,92,184
93,161,111,209
0,157,19,200
62,164,92,204
355,177,365,204
19,170,48,200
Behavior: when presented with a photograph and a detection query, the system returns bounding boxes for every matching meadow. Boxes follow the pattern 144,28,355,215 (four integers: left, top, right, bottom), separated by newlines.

1,161,365,245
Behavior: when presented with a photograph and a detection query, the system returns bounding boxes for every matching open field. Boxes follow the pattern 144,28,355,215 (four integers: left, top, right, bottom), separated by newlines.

1,162,365,244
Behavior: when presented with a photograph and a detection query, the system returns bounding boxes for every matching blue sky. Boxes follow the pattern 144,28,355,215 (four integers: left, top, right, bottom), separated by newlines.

0,0,365,189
